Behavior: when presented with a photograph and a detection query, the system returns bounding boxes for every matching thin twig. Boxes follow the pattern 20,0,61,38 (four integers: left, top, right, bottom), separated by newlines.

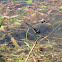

48,37,62,40
33,57,36,62
0,34,6,40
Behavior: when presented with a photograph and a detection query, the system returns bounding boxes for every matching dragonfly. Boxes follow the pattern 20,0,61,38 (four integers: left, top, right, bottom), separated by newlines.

24,22,40,34
24,21,50,34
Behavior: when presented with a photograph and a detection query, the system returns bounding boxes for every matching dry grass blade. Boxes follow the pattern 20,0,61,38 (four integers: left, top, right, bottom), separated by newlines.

8,33,20,47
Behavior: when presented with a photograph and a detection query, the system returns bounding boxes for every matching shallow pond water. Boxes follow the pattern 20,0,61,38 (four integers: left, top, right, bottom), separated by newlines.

0,0,62,62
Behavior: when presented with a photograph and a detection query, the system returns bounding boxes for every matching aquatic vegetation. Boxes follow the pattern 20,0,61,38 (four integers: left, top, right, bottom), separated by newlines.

26,0,32,4
14,21,21,25
24,41,30,48
58,6,62,9
0,17,5,27
40,6,47,9
24,7,28,10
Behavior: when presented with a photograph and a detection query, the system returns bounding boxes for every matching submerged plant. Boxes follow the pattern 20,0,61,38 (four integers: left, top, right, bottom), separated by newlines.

14,21,21,25
58,6,62,9
26,0,32,4
24,8,28,10
0,16,5,27
24,41,30,48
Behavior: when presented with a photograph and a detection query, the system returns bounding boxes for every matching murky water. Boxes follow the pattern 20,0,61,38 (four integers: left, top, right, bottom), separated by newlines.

0,0,62,47
0,0,62,62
